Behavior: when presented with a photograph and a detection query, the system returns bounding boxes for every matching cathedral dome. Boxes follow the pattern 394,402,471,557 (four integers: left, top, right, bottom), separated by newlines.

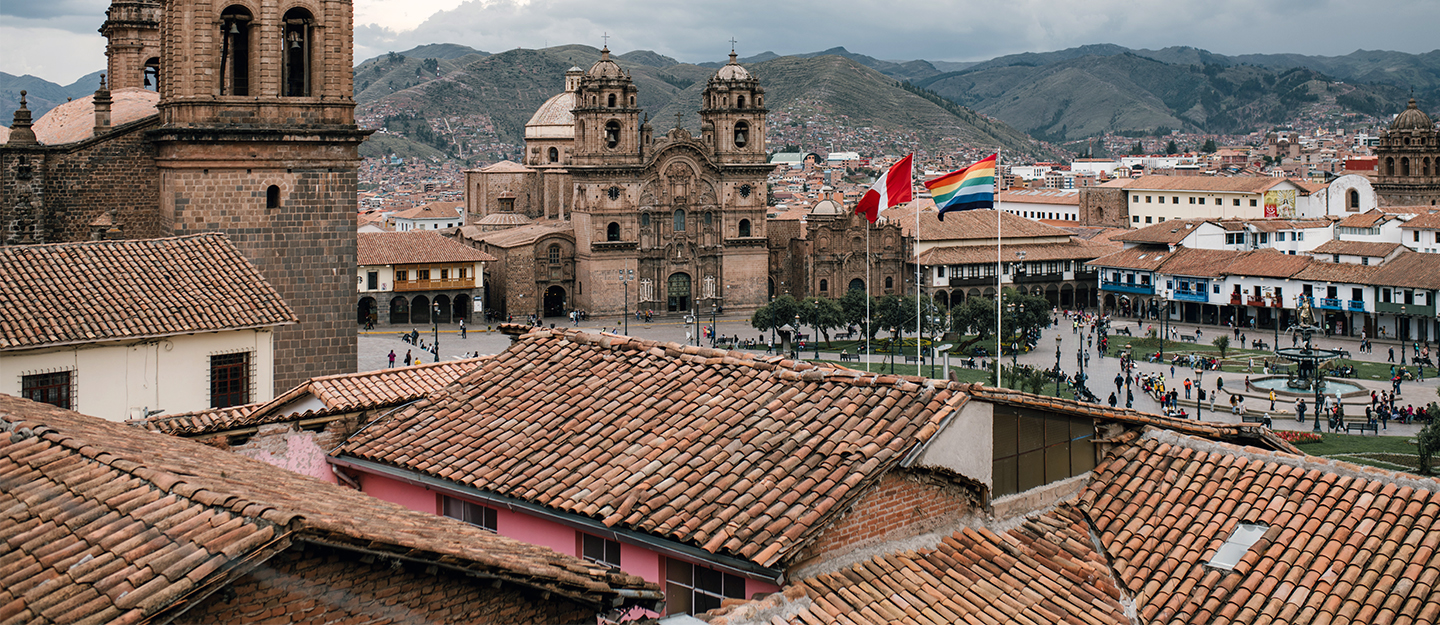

1390,99,1435,131
714,52,750,81
586,47,625,79
32,87,158,145
477,211,533,231
525,91,577,139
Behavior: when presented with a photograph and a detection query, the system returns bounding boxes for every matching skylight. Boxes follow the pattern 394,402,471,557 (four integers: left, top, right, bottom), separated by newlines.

1207,523,1268,570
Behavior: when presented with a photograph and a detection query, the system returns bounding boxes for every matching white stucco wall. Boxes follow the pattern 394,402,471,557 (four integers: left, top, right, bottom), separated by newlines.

1,329,276,422
911,400,993,489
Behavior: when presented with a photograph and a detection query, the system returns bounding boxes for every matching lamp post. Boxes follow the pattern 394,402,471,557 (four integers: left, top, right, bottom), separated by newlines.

431,301,440,363
693,303,701,347
1054,335,1063,397
711,303,718,347
794,314,802,360
812,300,821,360
1401,304,1408,366
1160,288,1168,361
619,267,633,335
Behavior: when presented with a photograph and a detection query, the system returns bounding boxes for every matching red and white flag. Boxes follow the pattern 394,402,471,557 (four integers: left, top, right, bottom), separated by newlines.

854,153,913,223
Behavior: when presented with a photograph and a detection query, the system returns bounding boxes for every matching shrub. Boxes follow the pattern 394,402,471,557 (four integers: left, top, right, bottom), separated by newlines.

1276,430,1322,445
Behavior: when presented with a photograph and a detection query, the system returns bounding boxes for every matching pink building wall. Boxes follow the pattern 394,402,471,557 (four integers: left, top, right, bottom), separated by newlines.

233,428,338,484
351,471,779,607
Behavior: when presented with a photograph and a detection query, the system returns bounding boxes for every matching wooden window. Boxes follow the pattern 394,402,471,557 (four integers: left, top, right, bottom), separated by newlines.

22,371,72,410
442,496,497,531
991,406,1095,498
440,268,449,280
580,533,621,569
397,270,408,281
664,558,744,615
210,352,250,408
417,269,430,280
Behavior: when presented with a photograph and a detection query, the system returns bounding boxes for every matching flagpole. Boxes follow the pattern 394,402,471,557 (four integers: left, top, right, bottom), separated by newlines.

995,152,1003,388
865,221,871,373
915,163,922,377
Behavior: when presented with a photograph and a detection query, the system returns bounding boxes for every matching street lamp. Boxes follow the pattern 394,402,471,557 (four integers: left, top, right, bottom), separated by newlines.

1401,304,1408,366
693,303,701,347
794,314,802,360
1054,335,1063,397
431,301,440,363
711,303,718,347
619,267,633,335
812,300,821,360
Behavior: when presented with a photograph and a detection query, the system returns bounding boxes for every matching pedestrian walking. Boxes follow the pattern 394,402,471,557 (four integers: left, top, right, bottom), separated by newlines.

404,350,412,366
1183,377,1192,399
1269,390,1276,411
1296,398,1306,423
388,350,396,368
1389,346,1395,362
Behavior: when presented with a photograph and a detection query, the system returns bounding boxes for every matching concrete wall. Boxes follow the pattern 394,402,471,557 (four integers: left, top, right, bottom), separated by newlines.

1,328,276,422
912,400,994,488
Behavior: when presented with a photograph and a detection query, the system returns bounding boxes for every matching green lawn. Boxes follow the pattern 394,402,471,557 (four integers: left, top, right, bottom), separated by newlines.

1293,433,1435,473
810,359,1091,400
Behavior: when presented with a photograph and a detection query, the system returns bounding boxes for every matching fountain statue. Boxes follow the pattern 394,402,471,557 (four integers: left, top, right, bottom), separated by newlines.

1273,295,1350,431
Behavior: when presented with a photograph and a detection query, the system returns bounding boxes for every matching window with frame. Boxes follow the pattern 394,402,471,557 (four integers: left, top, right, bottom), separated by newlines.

580,533,621,569
1250,199,1258,207
936,266,946,278
1233,199,1240,206
1172,197,1180,204
1140,274,1151,285
396,270,408,281
991,406,1096,498
417,269,430,280
1145,196,1152,203
1132,216,1140,223
22,371,72,410
548,244,561,264
210,352,250,408
442,496,497,531
440,268,449,280
664,558,745,615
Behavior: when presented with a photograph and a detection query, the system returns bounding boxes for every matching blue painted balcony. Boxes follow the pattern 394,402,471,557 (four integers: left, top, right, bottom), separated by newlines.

1172,289,1209,303
1318,297,1342,310
1347,300,1365,312
1101,280,1154,295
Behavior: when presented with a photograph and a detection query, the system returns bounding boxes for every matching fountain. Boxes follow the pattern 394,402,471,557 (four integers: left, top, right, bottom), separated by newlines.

1271,296,1350,432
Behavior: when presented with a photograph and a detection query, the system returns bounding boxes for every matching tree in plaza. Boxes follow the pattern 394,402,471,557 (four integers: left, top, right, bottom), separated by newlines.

800,297,846,346
1418,400,1440,475
950,288,1053,354
1212,335,1230,359
839,287,878,339
875,295,914,344
751,295,801,352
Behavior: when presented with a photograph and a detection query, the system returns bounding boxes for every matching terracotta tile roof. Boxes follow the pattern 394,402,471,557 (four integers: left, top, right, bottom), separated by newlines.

1401,212,1440,230
357,231,496,265
1154,246,1245,278
1370,251,1440,290
708,505,1129,625
1336,209,1393,228
917,238,1117,266
997,188,1080,205
335,325,968,569
392,201,464,221
883,206,1072,241
0,393,662,624
0,234,296,351
135,358,488,437
1080,430,1440,625
1310,239,1404,258
1219,249,1313,279
455,222,574,248
1117,219,1211,244
1088,245,1174,271
1291,260,1380,284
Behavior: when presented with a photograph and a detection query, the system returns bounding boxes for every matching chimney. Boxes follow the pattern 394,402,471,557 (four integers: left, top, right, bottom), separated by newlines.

94,74,112,135
8,90,38,145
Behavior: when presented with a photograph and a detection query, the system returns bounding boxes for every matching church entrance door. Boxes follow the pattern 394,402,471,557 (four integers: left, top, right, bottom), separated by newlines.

544,286,567,317
668,273,692,313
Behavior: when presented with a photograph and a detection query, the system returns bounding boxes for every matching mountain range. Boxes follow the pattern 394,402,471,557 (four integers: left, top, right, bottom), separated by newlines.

5,43,1436,162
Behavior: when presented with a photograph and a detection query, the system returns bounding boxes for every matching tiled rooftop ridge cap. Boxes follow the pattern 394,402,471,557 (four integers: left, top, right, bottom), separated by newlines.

497,323,976,392
2,413,301,528
1140,428,1438,493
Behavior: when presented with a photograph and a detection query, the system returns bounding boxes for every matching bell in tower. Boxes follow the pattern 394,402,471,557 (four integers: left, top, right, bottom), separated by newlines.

571,46,642,166
700,48,767,165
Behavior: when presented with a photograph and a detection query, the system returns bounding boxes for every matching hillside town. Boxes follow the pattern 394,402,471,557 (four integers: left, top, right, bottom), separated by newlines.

2,0,1439,623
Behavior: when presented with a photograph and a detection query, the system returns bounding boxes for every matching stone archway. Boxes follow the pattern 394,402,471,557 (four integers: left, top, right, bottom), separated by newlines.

411,295,430,324
390,296,410,324
849,278,865,292
1060,284,1074,307
934,290,949,309
544,286,567,317
667,273,692,313
433,294,452,324
358,297,377,325
453,294,471,321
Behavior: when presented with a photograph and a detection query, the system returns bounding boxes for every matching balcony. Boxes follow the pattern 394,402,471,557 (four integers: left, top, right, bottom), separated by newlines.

1246,297,1266,307
394,277,476,292
1172,289,1209,303
1229,294,1242,305
1012,271,1063,284
1318,297,1343,310
1347,300,1365,312
1101,281,1154,295
948,276,995,287
1375,301,1435,317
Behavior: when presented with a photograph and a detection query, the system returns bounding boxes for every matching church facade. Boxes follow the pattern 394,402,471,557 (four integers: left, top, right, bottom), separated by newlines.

1374,98,1439,207
464,49,772,318
1,0,366,395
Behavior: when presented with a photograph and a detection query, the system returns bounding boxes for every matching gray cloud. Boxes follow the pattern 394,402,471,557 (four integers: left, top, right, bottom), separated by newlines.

1,0,107,25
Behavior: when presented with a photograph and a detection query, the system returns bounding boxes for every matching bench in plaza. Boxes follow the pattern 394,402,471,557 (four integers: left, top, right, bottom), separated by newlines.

838,353,856,361
1345,421,1379,435
1180,334,1198,343
1241,414,1271,427
1115,328,1132,336
904,356,920,364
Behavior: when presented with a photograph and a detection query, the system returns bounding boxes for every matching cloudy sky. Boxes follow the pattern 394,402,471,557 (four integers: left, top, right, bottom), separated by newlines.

4,0,1438,85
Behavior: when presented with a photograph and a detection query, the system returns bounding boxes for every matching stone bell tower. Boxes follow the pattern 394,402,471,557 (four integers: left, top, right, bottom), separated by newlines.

571,47,642,166
100,0,162,91
151,0,369,394
699,50,768,165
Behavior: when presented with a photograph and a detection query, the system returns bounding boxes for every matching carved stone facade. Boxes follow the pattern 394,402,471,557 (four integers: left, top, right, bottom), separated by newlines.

464,49,771,317
1374,98,1440,207
1,0,368,395
768,199,906,302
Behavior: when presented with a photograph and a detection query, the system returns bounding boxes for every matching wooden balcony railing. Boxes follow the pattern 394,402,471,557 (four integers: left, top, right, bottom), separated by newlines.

394,277,475,292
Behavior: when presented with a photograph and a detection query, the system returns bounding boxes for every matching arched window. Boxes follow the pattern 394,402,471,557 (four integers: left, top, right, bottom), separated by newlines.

629,95,635,106
736,95,745,108
605,121,620,149
1386,157,1395,176
885,276,894,289
734,121,749,148
282,8,313,97
219,6,252,96
738,219,751,237
756,95,762,106
849,278,865,292
266,185,280,208
640,212,650,227
1348,189,1360,210
819,279,828,293
704,212,713,227
673,209,686,231
1401,157,1411,177
606,222,620,241
607,93,616,107
143,57,160,91
548,244,561,264
548,147,559,163
1424,157,1432,177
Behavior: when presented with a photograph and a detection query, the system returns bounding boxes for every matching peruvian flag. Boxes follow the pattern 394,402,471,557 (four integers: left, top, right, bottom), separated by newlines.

854,153,913,223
